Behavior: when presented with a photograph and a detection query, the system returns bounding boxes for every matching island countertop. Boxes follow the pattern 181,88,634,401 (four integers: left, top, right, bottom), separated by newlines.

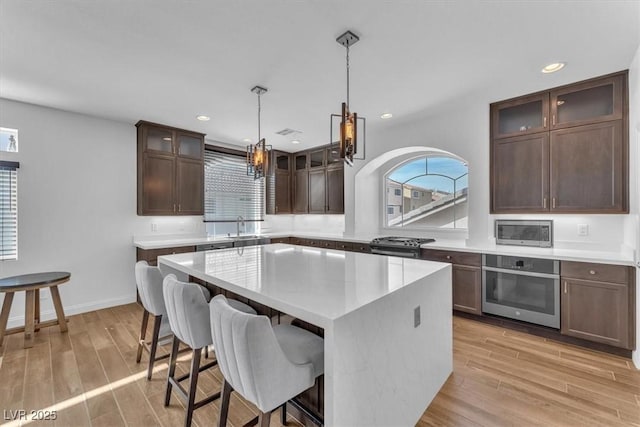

158,243,450,329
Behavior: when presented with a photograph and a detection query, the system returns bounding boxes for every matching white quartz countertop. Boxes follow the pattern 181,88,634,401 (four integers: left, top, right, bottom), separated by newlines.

135,232,635,266
157,243,450,329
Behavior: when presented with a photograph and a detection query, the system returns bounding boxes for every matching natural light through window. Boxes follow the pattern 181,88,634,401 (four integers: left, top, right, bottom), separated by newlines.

385,155,468,229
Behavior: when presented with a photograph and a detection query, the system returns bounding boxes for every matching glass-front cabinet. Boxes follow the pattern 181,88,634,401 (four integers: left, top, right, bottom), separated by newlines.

491,93,549,139
177,132,204,159
550,74,624,129
144,126,174,153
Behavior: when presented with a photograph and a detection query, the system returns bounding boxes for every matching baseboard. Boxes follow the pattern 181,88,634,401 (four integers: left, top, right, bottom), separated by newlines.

6,295,136,329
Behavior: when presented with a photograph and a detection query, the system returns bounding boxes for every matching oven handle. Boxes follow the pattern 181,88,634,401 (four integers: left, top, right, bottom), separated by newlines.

482,266,559,279
370,249,418,258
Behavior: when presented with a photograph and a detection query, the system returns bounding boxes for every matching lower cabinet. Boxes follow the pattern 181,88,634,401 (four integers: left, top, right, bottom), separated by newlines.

421,249,482,315
136,246,196,266
560,261,635,349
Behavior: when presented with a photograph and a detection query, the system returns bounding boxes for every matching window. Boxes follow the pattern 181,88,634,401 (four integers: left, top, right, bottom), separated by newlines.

204,150,264,221
0,161,18,260
385,155,468,229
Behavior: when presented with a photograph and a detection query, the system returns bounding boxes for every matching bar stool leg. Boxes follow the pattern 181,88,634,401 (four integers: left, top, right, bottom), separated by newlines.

185,349,202,427
280,402,287,425
136,310,149,363
24,290,36,348
147,314,162,380
0,292,15,346
218,379,233,427
50,285,68,333
258,411,272,427
34,289,40,332
165,335,181,406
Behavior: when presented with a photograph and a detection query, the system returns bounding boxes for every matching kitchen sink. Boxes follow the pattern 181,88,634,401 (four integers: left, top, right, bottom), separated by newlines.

234,235,260,240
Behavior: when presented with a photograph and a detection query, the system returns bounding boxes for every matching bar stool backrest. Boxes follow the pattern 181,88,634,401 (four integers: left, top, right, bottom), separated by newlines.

134,261,166,317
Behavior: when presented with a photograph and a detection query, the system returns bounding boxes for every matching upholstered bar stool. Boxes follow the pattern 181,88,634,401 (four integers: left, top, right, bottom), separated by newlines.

209,295,324,427
134,261,174,380
163,275,256,427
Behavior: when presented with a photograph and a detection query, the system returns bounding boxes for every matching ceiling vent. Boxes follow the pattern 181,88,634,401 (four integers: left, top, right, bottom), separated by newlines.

275,128,300,136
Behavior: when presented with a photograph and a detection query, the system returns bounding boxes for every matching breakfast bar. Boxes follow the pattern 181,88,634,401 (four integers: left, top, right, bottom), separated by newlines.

158,243,453,426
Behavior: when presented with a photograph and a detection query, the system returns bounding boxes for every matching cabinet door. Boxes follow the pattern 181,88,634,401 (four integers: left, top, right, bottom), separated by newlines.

140,153,175,215
326,166,344,214
491,132,549,213
308,169,326,213
309,149,325,169
452,265,482,315
176,158,204,215
491,93,549,139
275,170,291,213
176,132,203,159
293,170,309,213
550,74,624,129
143,125,174,154
550,120,625,212
561,278,631,349
295,153,308,171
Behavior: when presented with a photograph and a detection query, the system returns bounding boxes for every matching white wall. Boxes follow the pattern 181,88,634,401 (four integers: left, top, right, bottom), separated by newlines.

0,99,202,328
263,214,345,235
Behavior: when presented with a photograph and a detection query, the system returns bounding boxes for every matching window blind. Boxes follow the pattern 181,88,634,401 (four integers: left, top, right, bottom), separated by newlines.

0,161,18,261
204,150,264,221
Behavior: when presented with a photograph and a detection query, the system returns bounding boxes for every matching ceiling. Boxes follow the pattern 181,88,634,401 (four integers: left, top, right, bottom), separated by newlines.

1,1,638,152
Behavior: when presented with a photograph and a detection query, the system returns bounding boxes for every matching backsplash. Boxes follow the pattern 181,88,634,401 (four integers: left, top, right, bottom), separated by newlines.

263,214,345,235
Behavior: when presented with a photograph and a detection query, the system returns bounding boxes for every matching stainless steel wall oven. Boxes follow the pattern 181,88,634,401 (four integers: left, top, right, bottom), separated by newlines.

482,254,560,328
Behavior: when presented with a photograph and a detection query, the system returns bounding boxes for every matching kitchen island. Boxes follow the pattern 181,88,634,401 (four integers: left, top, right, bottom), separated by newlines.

158,243,452,427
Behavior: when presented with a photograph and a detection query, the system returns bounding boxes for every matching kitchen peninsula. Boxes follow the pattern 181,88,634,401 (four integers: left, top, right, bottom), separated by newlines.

158,243,453,427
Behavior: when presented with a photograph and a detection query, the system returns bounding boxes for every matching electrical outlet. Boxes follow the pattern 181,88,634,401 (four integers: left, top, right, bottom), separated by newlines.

577,224,589,236
151,223,158,232
414,306,421,328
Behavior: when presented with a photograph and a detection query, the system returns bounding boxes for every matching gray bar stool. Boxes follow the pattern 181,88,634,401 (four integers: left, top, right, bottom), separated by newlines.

209,294,324,427
134,261,173,380
163,274,256,427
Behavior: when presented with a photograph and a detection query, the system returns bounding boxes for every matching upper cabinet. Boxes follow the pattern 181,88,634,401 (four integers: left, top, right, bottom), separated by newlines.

265,144,344,215
136,121,205,216
491,93,549,139
490,71,628,214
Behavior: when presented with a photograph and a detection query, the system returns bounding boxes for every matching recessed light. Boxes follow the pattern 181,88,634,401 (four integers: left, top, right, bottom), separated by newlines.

196,115,211,121
243,138,252,143
541,62,566,74
291,139,301,144
380,113,393,119
162,137,172,141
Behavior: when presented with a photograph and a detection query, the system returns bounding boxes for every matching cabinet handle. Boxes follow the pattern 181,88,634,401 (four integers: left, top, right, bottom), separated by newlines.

589,270,596,275
552,198,556,209
564,281,567,294
552,115,556,126
173,204,176,212
543,116,547,128
543,197,547,209
178,204,181,212
446,255,452,260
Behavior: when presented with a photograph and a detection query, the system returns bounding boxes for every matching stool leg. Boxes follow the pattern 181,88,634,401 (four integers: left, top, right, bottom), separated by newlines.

0,292,15,347
280,402,287,425
147,314,162,380
50,285,68,333
24,290,36,348
185,348,202,427
218,379,233,427
34,289,40,332
136,310,149,363
165,335,180,406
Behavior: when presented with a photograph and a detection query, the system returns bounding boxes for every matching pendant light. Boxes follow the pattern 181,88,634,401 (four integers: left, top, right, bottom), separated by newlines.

246,85,271,179
330,30,366,166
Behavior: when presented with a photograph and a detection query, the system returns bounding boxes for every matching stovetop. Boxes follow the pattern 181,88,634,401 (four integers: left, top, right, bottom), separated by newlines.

370,236,436,248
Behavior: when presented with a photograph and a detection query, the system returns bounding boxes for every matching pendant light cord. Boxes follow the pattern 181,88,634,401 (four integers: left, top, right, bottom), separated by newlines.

346,44,350,109
257,93,261,141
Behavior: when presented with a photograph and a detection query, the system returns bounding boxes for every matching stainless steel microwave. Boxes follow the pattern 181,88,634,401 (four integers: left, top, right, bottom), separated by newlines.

495,220,553,248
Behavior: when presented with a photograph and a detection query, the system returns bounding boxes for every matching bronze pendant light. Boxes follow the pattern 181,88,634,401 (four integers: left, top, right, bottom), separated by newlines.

246,85,271,179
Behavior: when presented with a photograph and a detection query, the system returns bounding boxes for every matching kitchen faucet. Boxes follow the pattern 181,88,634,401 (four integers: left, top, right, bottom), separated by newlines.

236,216,245,237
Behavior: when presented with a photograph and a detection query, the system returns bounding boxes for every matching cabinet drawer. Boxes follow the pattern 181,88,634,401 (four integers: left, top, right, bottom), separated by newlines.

290,238,309,246
561,261,629,284
351,243,371,253
270,237,291,244
335,241,353,251
421,249,481,267
318,240,336,249
137,246,196,264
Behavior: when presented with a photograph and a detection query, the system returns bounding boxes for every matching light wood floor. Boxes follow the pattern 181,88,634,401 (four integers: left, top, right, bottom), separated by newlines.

0,303,638,427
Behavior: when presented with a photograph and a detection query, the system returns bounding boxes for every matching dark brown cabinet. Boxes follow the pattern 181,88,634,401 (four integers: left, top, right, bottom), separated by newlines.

491,133,549,212
326,166,344,214
266,151,291,214
550,120,624,212
293,170,309,213
136,246,196,266
309,169,326,213
137,121,205,216
421,249,482,315
561,261,635,350
490,71,628,214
